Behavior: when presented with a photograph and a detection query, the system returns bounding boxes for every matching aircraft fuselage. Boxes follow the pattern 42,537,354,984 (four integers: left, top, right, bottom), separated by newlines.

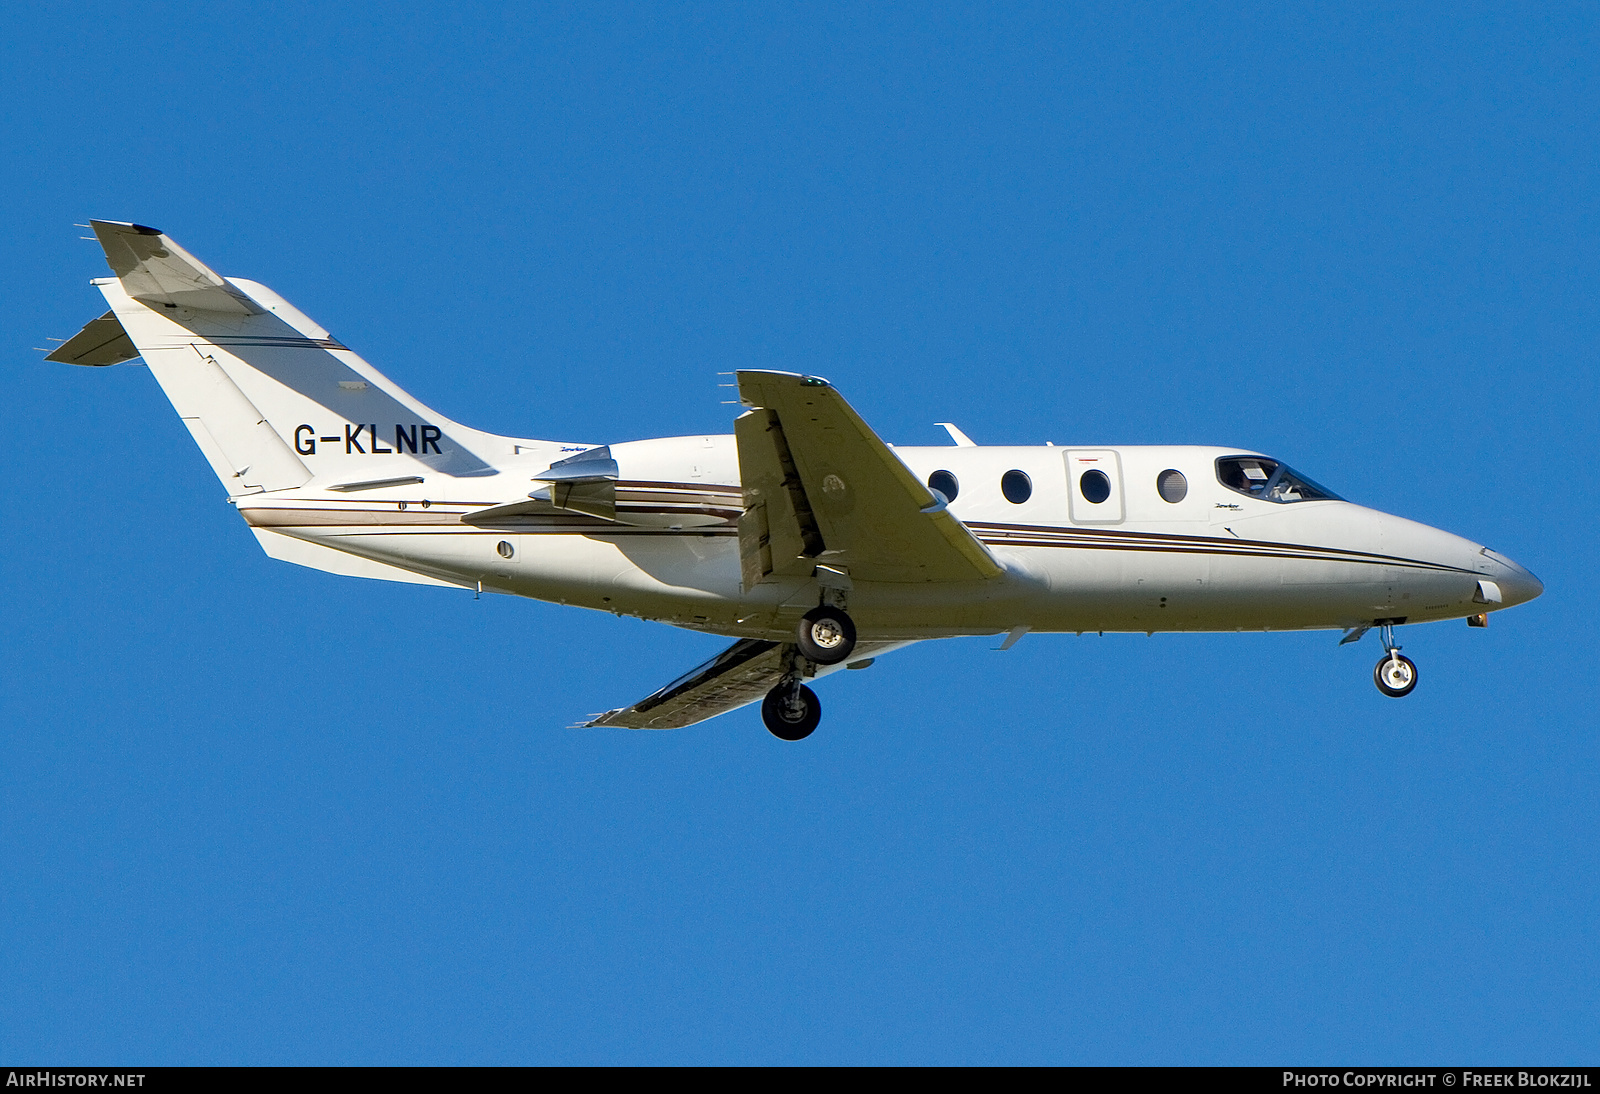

234,435,1540,640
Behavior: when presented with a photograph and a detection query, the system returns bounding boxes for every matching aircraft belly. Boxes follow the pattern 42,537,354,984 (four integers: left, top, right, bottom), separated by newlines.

1036,545,1219,632
771,579,1041,638
590,534,745,621
1017,538,1427,633
1120,547,1210,627
270,529,494,589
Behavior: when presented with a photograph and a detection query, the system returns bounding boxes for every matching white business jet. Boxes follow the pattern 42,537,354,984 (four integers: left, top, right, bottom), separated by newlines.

46,222,1542,739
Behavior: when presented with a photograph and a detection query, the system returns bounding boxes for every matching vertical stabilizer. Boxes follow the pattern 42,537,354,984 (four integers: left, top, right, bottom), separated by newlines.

174,351,312,493
79,221,509,497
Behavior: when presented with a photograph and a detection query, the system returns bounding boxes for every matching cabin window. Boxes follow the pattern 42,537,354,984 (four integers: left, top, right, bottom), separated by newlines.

1001,470,1032,504
1157,469,1187,503
928,469,959,503
1216,456,1341,503
1079,469,1111,504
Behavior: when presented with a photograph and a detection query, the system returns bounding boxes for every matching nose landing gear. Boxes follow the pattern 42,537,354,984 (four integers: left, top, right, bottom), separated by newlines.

1372,622,1418,697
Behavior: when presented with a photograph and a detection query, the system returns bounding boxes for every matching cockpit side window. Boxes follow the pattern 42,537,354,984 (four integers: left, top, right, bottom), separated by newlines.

1216,456,1341,503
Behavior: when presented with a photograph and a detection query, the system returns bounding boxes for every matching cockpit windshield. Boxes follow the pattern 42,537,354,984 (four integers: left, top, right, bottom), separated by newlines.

1216,456,1342,504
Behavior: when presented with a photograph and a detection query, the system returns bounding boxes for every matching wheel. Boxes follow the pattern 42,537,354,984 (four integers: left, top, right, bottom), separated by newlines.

796,605,856,665
762,683,821,741
1374,653,1418,697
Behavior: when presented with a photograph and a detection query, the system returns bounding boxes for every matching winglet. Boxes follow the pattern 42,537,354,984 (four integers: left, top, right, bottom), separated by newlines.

88,220,258,314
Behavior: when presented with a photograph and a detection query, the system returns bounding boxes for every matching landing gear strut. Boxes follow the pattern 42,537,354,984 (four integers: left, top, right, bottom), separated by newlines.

1372,622,1418,698
762,675,821,740
796,604,856,665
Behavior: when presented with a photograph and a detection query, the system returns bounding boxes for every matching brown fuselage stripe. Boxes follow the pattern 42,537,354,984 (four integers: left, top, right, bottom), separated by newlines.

243,517,1472,572
239,489,1478,576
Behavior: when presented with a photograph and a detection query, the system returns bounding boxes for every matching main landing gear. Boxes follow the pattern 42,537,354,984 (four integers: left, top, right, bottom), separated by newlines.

763,599,857,740
1372,622,1418,698
762,676,822,741
796,604,856,665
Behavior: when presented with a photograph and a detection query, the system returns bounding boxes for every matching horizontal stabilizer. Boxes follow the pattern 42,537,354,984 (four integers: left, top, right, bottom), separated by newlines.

531,446,620,520
532,446,619,482
90,221,257,314
45,310,138,366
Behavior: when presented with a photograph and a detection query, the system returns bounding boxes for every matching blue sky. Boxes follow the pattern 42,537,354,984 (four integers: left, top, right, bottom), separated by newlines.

2,2,1595,1064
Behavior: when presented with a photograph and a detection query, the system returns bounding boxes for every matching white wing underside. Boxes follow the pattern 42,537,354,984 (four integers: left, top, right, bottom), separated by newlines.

586,638,911,729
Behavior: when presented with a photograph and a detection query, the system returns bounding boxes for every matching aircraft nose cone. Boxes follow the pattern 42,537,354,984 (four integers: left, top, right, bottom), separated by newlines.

1493,554,1544,607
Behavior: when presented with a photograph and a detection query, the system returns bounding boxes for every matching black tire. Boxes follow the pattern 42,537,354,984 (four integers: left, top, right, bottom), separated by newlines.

796,605,857,665
1374,653,1418,697
762,683,821,741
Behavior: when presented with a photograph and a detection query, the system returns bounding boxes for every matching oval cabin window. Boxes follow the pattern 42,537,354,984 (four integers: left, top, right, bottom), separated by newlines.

1157,469,1187,503
1001,470,1032,504
928,469,959,503
1079,469,1111,504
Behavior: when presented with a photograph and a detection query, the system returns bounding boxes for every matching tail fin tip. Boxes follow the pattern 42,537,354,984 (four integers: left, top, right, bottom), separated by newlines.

88,220,256,315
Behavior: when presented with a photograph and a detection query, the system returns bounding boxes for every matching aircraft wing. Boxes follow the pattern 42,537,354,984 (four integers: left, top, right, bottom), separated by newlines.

586,637,907,729
734,370,1003,587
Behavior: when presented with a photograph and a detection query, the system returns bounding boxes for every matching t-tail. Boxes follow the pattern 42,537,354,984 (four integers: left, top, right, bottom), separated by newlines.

50,221,549,491
47,221,579,584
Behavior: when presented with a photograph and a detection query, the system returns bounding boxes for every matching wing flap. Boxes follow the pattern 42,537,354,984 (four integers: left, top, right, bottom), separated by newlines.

735,371,1002,584
734,407,824,587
